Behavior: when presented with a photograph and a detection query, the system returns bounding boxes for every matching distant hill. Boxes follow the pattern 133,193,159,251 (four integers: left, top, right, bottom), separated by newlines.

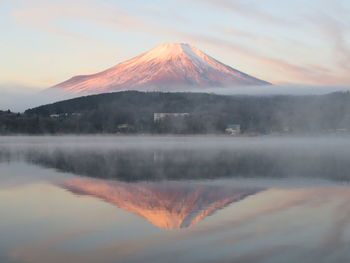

19,91,350,134
50,43,270,94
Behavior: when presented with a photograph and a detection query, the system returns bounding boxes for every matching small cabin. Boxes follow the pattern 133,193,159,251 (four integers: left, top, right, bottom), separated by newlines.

153,113,190,122
117,124,133,133
225,124,241,135
49,113,69,118
49,114,60,118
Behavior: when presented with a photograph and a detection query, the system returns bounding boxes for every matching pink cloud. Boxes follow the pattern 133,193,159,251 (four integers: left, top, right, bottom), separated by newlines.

10,0,350,86
200,0,295,26
178,32,350,85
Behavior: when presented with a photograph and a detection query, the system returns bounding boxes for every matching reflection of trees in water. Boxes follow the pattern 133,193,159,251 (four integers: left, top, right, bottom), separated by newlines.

0,148,23,163
21,147,350,182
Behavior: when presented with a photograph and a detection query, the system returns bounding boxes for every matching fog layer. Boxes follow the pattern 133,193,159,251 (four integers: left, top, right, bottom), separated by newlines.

1,136,350,182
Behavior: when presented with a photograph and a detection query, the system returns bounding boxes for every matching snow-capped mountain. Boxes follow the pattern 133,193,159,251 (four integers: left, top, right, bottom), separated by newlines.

51,43,270,94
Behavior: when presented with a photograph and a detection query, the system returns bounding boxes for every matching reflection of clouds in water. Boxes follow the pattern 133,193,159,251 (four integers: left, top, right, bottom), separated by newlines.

307,200,350,263
0,162,73,190
120,188,350,263
9,187,350,263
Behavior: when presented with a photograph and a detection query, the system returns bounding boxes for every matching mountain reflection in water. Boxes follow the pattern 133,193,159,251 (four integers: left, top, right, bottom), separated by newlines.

1,161,350,262
2,137,350,262
62,178,261,230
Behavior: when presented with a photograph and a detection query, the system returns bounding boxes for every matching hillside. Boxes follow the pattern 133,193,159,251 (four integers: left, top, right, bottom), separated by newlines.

9,91,348,134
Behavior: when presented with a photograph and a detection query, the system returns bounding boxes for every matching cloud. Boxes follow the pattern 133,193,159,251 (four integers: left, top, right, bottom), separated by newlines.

11,0,149,40
186,0,350,85
310,14,350,70
0,85,78,112
9,0,350,86
177,32,350,85
215,26,275,45
187,84,349,96
200,0,295,26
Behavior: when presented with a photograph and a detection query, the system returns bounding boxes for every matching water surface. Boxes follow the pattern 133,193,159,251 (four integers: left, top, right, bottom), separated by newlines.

1,136,350,263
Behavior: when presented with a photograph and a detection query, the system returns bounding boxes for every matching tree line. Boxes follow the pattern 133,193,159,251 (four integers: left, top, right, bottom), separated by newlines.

1,91,350,134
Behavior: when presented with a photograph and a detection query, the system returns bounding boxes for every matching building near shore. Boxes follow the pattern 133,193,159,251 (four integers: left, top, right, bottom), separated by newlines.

225,124,241,135
154,113,190,122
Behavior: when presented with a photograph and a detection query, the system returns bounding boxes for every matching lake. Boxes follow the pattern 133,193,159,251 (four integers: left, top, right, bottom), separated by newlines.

1,136,350,263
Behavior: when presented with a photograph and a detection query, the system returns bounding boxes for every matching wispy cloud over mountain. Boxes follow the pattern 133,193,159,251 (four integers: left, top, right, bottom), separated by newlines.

2,0,350,89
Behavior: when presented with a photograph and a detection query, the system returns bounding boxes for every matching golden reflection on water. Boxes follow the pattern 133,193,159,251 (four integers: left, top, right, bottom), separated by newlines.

62,178,261,230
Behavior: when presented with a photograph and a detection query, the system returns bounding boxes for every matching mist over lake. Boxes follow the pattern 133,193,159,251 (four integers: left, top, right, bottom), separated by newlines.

2,135,350,182
3,0,350,261
1,135,350,263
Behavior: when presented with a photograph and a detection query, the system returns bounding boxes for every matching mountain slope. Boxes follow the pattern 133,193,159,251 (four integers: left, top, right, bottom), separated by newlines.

51,43,270,94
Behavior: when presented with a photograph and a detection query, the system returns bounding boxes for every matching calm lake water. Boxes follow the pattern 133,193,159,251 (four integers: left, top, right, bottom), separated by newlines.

1,136,350,263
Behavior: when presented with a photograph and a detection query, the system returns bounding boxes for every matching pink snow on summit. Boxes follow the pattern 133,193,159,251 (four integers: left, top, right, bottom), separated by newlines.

51,43,270,94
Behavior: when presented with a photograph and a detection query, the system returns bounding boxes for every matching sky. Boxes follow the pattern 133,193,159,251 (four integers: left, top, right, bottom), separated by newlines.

1,0,350,92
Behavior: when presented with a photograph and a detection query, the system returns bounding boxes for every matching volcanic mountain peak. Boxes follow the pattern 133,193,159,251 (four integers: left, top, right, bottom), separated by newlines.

51,42,270,94
134,42,201,61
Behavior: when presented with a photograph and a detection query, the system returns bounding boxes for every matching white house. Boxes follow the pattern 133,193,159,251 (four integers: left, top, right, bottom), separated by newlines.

153,113,190,122
225,124,241,135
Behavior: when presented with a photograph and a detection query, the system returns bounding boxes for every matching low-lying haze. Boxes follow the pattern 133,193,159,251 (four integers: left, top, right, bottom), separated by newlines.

2,136,350,182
